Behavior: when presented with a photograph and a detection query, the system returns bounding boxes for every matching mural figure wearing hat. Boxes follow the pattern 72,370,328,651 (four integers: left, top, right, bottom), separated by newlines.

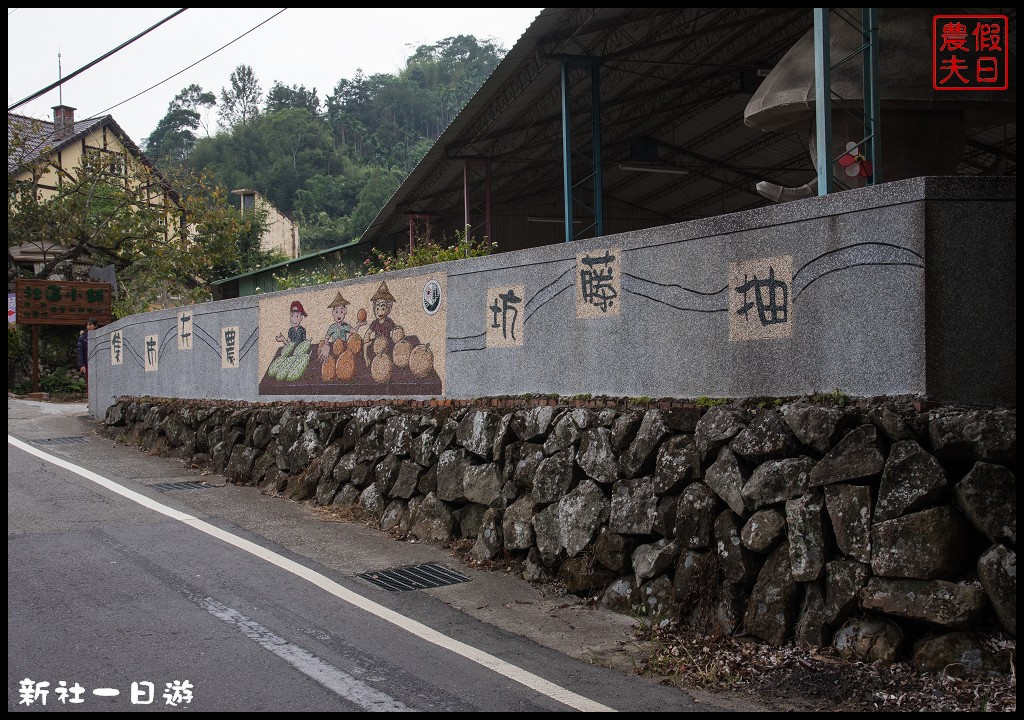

365,281,402,357
275,300,308,345
317,290,366,361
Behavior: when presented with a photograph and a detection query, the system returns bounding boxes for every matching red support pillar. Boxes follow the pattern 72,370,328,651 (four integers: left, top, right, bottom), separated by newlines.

407,212,432,252
462,157,492,246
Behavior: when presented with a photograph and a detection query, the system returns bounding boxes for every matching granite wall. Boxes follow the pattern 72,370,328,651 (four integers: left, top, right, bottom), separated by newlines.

87,176,1017,420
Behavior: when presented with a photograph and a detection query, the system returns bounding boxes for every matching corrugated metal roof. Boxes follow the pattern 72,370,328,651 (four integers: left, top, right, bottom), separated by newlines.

218,7,1015,290
359,7,1015,252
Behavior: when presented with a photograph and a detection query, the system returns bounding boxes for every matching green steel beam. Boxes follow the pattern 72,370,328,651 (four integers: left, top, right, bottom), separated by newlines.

814,8,833,196
863,7,881,184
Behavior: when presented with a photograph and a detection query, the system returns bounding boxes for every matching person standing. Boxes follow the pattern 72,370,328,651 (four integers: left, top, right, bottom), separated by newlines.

77,317,97,383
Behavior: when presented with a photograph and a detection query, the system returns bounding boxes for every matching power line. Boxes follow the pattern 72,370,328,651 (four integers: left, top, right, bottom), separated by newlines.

7,8,188,112
84,8,288,123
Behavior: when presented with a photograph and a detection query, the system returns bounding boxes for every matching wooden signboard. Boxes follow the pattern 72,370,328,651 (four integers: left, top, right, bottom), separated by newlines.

13,279,112,326
13,278,113,393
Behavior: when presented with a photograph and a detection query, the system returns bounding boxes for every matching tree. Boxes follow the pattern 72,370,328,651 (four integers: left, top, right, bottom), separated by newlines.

201,190,287,282
291,211,351,256
402,35,504,134
8,129,266,316
218,65,263,131
325,70,378,163
295,173,360,221
257,108,334,215
293,172,362,253
265,82,321,115
177,84,218,138
134,35,508,269
145,84,216,166
347,166,405,239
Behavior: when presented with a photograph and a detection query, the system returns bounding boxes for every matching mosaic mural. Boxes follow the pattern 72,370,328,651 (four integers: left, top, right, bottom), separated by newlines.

177,310,193,350
576,248,621,318
258,272,447,396
729,255,794,341
109,329,123,366
144,334,159,372
486,285,525,348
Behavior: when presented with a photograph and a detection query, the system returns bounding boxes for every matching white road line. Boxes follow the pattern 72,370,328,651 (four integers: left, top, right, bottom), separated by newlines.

9,436,615,713
194,595,413,711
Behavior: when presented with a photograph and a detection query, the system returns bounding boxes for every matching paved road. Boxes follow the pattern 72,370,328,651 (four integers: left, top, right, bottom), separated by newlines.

8,397,763,712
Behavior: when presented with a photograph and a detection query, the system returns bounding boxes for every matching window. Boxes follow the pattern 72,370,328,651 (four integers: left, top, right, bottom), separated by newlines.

106,154,125,177
85,147,126,177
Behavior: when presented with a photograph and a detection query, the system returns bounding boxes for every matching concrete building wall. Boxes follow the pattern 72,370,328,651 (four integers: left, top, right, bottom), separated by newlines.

88,176,1016,419
234,190,300,259
257,193,300,259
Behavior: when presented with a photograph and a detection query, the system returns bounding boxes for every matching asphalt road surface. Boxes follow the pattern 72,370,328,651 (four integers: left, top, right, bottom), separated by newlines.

8,397,764,712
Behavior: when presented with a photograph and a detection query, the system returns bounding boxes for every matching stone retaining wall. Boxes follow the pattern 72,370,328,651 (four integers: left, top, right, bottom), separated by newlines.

99,394,1016,669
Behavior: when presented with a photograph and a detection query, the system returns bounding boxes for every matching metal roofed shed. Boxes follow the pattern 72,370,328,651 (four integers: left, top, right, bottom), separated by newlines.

219,8,1015,296
359,8,1014,251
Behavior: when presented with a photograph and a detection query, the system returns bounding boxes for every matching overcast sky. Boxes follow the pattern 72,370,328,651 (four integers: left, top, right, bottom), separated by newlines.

7,7,543,145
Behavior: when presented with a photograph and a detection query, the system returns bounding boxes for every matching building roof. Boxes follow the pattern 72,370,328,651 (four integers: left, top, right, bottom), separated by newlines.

357,7,1016,249
212,7,1017,292
8,110,180,205
8,112,143,173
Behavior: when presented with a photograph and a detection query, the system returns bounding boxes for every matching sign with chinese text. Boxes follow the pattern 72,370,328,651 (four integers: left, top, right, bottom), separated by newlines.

177,310,194,350
221,326,239,368
576,248,621,318
144,335,159,372
14,279,112,326
729,256,793,341
486,285,525,348
933,15,1009,91
110,329,124,365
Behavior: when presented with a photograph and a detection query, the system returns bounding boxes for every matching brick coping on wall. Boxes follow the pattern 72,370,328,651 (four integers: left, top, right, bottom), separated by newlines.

113,393,954,415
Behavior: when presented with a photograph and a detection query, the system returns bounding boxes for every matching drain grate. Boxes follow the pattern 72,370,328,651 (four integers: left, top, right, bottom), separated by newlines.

359,563,471,592
30,436,88,446
149,481,215,492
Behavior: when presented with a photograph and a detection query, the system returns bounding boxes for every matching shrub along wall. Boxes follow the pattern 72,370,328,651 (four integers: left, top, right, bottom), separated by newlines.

99,395,1016,671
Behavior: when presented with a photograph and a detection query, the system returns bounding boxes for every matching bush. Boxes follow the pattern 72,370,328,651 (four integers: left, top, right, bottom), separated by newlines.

8,325,86,390
271,228,496,291
8,324,79,366
363,228,495,274
41,326,81,368
40,368,86,395
272,252,354,291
